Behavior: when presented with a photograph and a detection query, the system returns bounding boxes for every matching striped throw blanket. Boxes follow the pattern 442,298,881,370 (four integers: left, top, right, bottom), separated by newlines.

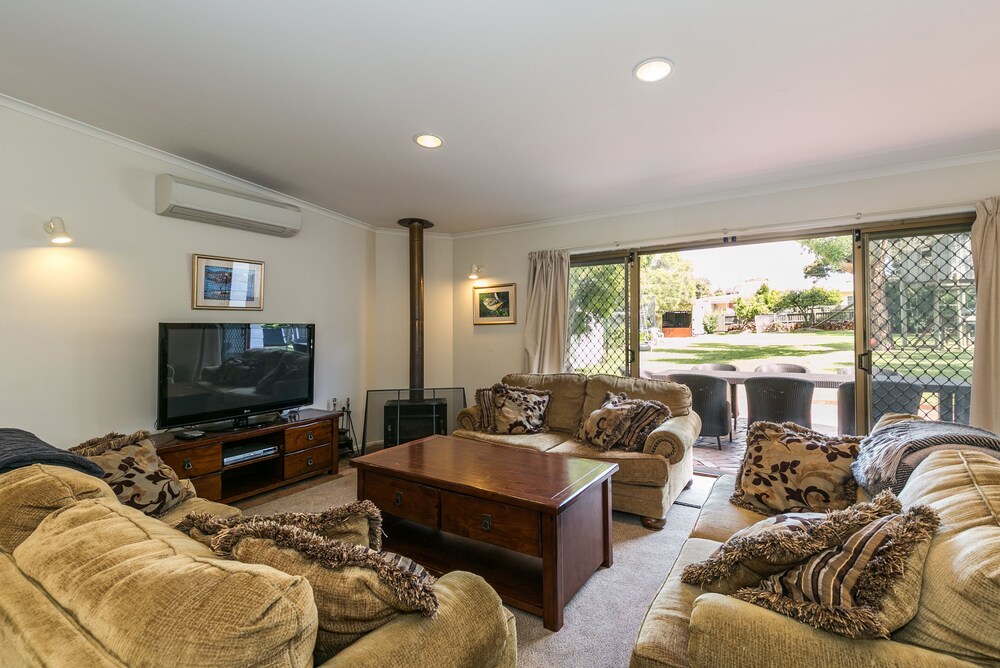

852,420,1000,495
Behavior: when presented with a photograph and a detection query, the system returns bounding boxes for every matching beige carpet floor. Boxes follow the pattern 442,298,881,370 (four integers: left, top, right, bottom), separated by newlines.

241,471,714,668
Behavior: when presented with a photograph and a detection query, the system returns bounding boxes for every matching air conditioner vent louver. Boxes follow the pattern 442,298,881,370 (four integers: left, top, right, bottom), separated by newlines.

155,174,301,237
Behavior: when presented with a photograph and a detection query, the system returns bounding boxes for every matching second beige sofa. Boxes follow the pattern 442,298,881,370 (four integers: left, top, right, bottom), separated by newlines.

454,373,702,529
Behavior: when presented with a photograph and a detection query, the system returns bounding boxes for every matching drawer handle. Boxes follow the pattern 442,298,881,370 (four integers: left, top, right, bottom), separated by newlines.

306,457,314,466
394,491,403,506
307,432,315,441
482,514,492,532
183,459,193,470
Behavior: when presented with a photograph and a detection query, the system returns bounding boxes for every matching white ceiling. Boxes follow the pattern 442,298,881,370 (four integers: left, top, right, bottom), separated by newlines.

3,1,1000,235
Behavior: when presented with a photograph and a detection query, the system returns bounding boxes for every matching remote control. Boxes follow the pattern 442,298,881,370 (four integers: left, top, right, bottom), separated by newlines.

176,430,206,440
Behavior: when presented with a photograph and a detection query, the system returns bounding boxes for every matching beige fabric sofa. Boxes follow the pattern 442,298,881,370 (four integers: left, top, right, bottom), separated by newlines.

631,449,1000,668
0,463,517,668
454,373,702,529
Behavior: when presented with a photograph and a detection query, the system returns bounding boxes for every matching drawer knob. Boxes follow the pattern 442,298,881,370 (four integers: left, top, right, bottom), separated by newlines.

394,491,403,506
482,514,492,532
306,457,314,466
307,432,315,441
183,459,193,470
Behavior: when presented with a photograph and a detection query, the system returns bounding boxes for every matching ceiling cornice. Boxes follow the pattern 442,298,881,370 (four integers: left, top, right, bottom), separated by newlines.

0,93,377,232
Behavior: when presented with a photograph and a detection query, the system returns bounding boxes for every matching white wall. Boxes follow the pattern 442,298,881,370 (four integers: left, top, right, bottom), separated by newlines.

0,106,378,447
451,158,1000,396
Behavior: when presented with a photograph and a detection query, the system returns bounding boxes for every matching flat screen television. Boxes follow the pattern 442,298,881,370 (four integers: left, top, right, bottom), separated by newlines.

156,323,315,429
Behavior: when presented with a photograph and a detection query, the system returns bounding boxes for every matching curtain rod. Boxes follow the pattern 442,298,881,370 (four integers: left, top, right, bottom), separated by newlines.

560,201,976,254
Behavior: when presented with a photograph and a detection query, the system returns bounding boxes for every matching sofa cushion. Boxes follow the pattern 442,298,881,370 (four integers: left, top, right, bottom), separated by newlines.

491,383,552,435
474,386,500,431
632,537,721,668
731,422,861,516
892,450,1000,665
199,518,438,663
736,505,939,639
690,475,767,542
682,491,902,594
13,498,317,668
157,494,242,528
548,439,670,486
577,393,636,451
452,429,570,452
501,373,587,433
618,398,672,452
86,440,193,517
0,463,116,552
582,374,692,419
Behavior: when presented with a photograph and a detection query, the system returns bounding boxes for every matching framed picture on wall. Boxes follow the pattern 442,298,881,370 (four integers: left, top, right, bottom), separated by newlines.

192,254,264,310
473,283,516,325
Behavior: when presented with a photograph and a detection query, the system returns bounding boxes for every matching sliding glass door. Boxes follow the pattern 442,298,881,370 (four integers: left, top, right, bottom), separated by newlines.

855,222,975,430
566,251,638,377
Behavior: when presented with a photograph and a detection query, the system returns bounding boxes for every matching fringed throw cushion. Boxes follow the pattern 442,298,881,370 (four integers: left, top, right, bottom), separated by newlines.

735,504,939,638
491,383,552,435
474,386,500,432
71,431,192,517
681,491,901,594
180,515,438,662
616,397,672,451
732,421,862,516
176,500,384,551
578,392,636,451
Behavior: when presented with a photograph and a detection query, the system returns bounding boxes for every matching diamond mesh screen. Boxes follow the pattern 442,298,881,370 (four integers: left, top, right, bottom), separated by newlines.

867,230,974,424
566,261,629,375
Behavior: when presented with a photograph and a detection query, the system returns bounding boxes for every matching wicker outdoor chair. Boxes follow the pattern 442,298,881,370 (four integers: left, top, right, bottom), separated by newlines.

838,380,924,435
745,376,815,430
668,373,732,449
692,363,738,371
753,363,809,373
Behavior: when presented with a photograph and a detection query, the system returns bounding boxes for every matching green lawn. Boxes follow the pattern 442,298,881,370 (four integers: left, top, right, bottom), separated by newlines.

651,340,854,365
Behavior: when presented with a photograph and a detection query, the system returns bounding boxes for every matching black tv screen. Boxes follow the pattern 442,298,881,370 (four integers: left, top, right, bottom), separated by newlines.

156,323,315,429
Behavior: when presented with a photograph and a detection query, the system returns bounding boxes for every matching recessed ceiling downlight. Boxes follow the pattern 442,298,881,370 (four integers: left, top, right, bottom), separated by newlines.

633,57,674,83
414,134,443,149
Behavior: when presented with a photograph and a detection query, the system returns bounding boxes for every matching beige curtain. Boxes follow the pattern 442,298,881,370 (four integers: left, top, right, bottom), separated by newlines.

523,250,571,373
971,196,999,433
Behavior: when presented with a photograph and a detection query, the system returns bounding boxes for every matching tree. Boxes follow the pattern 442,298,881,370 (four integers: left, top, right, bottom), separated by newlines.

733,284,781,326
774,287,842,318
639,253,706,328
799,237,853,279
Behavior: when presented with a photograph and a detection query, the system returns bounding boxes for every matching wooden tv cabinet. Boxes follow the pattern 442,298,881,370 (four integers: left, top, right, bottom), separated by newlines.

151,409,340,503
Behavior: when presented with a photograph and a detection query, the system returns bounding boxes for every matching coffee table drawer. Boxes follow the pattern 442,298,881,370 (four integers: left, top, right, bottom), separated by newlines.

365,473,440,526
440,491,541,557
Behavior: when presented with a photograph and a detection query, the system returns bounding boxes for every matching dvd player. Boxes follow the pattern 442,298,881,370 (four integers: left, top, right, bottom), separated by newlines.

223,443,279,466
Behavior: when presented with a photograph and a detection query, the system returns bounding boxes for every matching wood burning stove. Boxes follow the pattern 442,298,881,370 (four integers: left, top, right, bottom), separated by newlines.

383,398,447,447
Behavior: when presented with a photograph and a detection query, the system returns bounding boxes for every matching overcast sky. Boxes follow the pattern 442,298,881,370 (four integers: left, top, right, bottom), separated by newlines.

679,239,854,294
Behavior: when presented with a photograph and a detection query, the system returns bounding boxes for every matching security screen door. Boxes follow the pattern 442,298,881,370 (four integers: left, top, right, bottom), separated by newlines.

857,223,975,430
566,251,638,377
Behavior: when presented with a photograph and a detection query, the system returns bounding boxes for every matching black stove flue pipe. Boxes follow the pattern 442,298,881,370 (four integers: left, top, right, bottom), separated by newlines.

397,218,434,397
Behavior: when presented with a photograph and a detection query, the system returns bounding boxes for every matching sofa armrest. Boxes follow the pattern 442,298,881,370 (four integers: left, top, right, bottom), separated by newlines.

456,405,481,431
688,593,975,668
644,411,701,464
318,571,515,668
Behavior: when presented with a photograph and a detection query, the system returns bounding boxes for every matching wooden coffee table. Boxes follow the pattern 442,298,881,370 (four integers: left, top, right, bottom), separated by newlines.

350,434,618,631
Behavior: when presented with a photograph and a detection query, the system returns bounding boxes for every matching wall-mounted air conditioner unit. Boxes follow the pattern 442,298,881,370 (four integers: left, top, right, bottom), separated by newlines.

155,174,302,237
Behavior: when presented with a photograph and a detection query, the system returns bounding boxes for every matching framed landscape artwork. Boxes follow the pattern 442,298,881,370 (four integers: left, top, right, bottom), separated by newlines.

473,283,516,325
192,254,264,310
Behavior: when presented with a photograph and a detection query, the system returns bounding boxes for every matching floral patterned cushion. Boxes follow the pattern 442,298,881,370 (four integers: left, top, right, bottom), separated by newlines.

491,383,552,435
577,392,637,451
72,431,192,517
731,421,862,516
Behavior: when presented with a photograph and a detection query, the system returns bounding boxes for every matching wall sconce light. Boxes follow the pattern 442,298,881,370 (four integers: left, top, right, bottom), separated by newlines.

468,264,482,279
43,217,73,244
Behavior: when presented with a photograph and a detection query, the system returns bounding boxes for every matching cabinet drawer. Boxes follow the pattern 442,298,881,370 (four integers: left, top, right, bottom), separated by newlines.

190,473,222,501
440,492,541,556
284,444,333,479
364,473,439,526
286,421,333,453
162,444,222,479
